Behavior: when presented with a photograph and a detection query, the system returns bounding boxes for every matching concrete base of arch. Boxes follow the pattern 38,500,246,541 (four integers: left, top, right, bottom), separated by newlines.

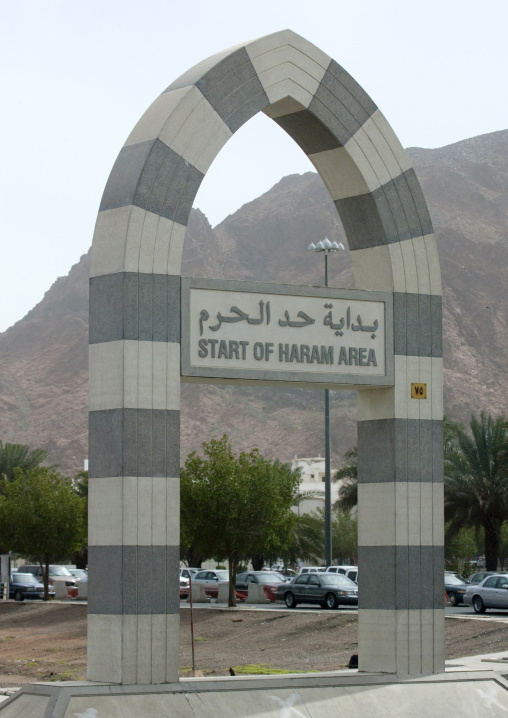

2,670,508,717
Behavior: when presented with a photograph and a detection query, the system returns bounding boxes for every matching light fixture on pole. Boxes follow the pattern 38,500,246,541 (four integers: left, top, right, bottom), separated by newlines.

307,237,345,567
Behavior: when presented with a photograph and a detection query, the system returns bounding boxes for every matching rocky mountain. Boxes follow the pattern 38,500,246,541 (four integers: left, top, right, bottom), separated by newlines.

0,129,507,474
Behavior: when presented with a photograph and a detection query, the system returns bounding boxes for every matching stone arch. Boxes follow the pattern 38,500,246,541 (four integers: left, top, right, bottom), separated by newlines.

89,29,443,684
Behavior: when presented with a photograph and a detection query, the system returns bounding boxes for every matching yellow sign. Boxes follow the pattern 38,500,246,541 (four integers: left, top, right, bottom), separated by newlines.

411,383,427,399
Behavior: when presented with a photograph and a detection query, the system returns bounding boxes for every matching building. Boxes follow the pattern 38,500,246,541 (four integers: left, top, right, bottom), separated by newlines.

291,456,341,515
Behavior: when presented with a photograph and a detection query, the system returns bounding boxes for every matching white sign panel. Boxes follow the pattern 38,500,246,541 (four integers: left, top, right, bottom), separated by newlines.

181,279,394,388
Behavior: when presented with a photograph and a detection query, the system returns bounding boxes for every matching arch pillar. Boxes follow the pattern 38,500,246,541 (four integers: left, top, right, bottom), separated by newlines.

88,29,443,683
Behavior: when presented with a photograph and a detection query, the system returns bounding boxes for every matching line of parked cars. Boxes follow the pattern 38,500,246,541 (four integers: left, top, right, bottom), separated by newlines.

0,565,88,601
444,570,508,611
177,565,359,609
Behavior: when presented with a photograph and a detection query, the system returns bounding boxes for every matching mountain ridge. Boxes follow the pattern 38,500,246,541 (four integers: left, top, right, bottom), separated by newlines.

1,129,507,473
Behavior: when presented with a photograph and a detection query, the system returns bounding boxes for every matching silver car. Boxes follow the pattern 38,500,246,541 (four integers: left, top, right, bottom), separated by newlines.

463,573,508,613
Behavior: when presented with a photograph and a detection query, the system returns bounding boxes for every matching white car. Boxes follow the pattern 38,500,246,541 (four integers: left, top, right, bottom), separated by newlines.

297,566,326,575
463,573,508,613
326,566,358,584
191,569,229,597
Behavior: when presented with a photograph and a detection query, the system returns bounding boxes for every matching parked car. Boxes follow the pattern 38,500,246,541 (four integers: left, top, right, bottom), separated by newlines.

276,572,358,609
66,567,88,582
444,572,469,606
191,569,229,597
463,573,508,613
326,566,358,583
180,567,200,581
468,571,496,585
297,566,326,575
17,565,78,599
235,571,287,594
1,573,55,601
180,576,190,599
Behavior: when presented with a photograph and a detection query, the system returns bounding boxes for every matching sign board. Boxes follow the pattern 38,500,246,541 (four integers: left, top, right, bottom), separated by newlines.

411,383,427,399
181,279,394,388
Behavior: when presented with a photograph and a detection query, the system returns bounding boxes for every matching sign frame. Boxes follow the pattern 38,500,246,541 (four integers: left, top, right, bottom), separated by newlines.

181,277,394,389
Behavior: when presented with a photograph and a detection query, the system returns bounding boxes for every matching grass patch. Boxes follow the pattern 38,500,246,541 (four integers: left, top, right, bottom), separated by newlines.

231,664,307,676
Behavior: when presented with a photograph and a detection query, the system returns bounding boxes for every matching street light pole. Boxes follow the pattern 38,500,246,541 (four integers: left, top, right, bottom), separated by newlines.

307,237,345,567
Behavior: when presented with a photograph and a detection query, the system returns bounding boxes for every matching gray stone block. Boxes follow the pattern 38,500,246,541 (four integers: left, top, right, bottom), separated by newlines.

89,408,124,479
165,45,244,92
432,422,444,483
336,170,434,251
90,273,180,344
324,59,378,119
99,140,154,214
99,139,204,226
89,545,180,615
89,408,180,478
393,292,442,358
359,545,442,610
274,109,342,155
431,295,443,358
309,60,377,146
195,47,269,132
335,193,388,251
358,419,444,483
88,545,123,614
419,420,433,484
89,273,125,344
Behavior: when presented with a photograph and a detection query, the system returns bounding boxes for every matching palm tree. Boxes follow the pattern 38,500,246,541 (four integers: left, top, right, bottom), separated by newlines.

444,412,508,571
334,447,358,511
0,441,48,483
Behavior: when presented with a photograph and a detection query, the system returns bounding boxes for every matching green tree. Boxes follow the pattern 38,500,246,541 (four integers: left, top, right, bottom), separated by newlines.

280,513,325,567
0,441,48,483
180,435,300,606
71,470,88,569
445,523,480,576
334,447,358,511
444,412,508,571
331,509,358,564
0,467,87,599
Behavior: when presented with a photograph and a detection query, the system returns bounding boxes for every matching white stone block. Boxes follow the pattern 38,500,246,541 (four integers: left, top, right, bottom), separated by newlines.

399,238,419,296
245,582,271,603
310,147,370,201
217,583,230,602
123,476,138,546
88,614,122,683
122,614,138,685
388,241,407,294
137,614,152,685
91,206,131,278
89,341,124,411
369,109,413,178
246,29,331,72
166,613,180,682
125,86,192,147
263,96,306,118
424,234,443,296
262,77,318,109
358,483,396,546
190,582,209,602
89,476,123,546
358,609,397,673
351,244,395,292
357,386,395,422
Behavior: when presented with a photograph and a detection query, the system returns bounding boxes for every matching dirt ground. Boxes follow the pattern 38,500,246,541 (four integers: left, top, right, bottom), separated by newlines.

1,602,508,686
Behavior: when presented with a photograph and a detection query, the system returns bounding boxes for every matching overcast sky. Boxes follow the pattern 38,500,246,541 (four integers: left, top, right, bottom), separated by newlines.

1,0,506,332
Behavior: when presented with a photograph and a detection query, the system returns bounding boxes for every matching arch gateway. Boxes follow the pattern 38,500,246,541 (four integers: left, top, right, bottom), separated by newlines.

88,30,443,684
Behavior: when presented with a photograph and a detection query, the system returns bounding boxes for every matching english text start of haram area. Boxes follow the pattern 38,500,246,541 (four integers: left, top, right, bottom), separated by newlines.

198,340,378,366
